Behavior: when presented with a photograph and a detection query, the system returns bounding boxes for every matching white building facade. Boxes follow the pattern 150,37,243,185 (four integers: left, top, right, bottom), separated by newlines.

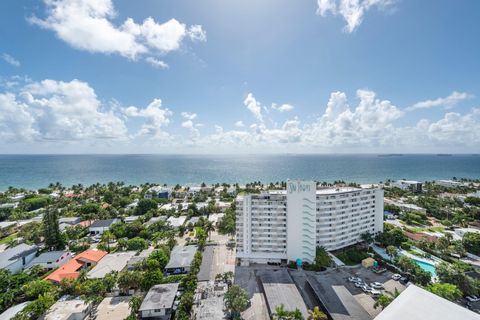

236,180,384,265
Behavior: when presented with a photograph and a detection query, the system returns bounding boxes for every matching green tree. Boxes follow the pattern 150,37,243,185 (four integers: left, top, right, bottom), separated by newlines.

128,295,143,318
427,283,462,301
463,232,480,255
373,294,394,310
307,306,327,320
43,209,65,250
386,245,398,260
224,284,249,318
135,199,158,216
127,237,148,251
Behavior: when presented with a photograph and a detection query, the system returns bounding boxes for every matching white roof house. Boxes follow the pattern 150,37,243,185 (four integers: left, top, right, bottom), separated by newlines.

0,243,38,273
139,283,179,319
44,298,91,320
95,296,131,320
167,216,187,228
26,250,72,270
165,245,197,275
0,302,30,320
87,251,136,279
374,284,480,320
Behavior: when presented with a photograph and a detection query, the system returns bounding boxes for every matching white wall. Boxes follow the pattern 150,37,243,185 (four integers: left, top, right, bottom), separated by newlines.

286,180,316,263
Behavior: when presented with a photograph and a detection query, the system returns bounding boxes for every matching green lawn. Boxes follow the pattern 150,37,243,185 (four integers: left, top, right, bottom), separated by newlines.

0,233,18,245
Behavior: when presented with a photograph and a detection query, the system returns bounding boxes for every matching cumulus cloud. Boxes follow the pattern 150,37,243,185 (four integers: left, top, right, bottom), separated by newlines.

407,91,473,111
145,57,169,69
30,0,205,65
181,112,197,120
1,53,21,67
271,103,294,112
316,0,396,33
244,93,263,122
124,99,172,137
0,78,127,143
234,120,244,127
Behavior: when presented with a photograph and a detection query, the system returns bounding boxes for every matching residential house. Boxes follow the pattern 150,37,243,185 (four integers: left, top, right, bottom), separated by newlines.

145,186,171,199
45,249,107,282
165,245,197,275
125,216,141,224
89,219,119,235
139,283,179,319
26,250,72,270
0,302,30,320
87,252,136,279
167,216,187,228
0,244,38,273
43,298,91,320
95,296,131,320
58,217,81,225
392,180,423,193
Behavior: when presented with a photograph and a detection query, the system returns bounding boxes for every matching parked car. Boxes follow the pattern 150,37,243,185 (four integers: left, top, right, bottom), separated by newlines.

370,282,384,289
361,285,373,293
348,277,362,283
392,274,401,281
400,277,409,285
466,296,480,302
354,281,364,288
371,289,382,296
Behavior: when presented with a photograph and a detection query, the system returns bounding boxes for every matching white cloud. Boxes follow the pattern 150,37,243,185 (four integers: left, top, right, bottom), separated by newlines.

0,93,37,141
22,79,128,140
1,53,21,67
188,25,207,42
145,57,169,69
124,99,172,137
271,103,294,112
235,120,244,127
181,120,194,129
181,112,197,120
316,0,396,33
407,91,473,111
30,0,205,64
244,93,263,122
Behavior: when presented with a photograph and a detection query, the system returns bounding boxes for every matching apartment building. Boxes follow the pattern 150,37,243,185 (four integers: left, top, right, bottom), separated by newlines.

236,180,384,265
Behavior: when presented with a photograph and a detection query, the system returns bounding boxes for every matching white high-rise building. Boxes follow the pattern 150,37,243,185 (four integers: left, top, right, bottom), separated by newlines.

236,180,384,265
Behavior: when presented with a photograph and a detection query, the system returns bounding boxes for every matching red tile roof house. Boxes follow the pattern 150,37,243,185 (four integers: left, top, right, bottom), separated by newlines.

45,249,107,283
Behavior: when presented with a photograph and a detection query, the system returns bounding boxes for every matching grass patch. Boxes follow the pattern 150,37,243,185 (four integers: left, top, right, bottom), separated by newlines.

0,233,18,245
334,247,370,265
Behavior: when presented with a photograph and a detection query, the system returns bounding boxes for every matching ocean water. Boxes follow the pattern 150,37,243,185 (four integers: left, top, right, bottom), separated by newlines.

0,154,479,191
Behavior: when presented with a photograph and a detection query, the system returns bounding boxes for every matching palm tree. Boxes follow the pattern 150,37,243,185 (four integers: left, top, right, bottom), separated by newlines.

205,220,215,240
386,245,398,261
308,306,328,320
129,295,143,318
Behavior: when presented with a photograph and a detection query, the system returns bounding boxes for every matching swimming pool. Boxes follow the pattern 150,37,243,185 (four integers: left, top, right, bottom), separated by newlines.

414,259,437,277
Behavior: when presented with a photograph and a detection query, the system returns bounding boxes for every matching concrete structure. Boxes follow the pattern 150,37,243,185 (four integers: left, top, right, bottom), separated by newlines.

435,180,463,188
165,245,197,275
139,283,179,319
145,186,171,199
167,216,187,228
125,216,141,224
58,217,81,225
87,251,136,278
0,244,38,273
26,250,71,270
43,298,91,320
257,269,309,319
392,180,423,193
384,199,427,214
374,284,480,320
207,213,224,225
95,296,131,320
0,302,29,320
46,249,107,282
89,218,119,235
236,180,384,264
145,216,168,226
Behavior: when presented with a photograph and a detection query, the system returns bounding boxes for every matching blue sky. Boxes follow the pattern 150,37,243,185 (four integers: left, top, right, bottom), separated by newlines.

0,0,479,153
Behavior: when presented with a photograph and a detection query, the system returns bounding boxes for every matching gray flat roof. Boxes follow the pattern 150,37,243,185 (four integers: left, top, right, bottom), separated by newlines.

26,250,68,267
90,219,118,228
375,284,480,320
165,245,197,270
0,244,38,269
139,283,179,311
0,302,30,320
257,269,309,319
197,245,215,281
87,252,136,278
306,269,372,320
